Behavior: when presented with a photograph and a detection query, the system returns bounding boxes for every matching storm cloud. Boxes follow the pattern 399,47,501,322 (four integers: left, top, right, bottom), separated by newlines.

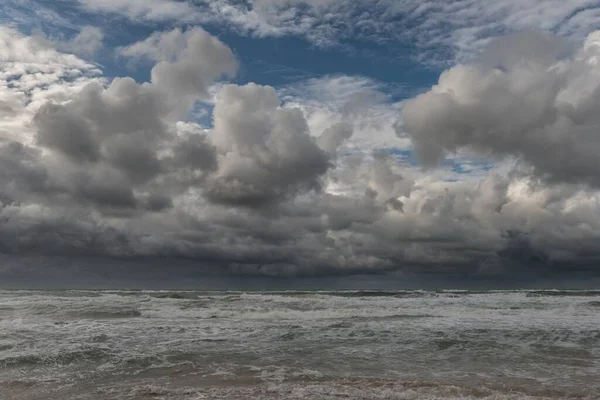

2,23,600,284
205,83,331,207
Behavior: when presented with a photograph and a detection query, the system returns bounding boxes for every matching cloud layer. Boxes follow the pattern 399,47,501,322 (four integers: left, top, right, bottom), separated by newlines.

3,23,600,282
70,0,600,63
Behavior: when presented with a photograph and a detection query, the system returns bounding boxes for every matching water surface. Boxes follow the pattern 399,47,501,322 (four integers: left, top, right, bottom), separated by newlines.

1,289,599,399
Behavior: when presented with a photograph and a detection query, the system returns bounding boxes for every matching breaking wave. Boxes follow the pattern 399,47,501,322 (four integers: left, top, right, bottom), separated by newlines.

0,348,112,367
69,308,142,319
2,289,600,399
525,289,600,297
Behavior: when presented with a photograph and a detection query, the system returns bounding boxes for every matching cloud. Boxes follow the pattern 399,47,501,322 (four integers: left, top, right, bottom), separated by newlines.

74,0,600,64
4,25,600,282
35,102,101,162
32,77,170,192
317,122,353,154
205,83,330,206
120,27,239,105
9,0,600,67
0,26,103,145
402,30,600,187
1,25,237,213
40,31,234,209
0,142,52,206
77,0,197,22
280,75,406,151
55,26,104,57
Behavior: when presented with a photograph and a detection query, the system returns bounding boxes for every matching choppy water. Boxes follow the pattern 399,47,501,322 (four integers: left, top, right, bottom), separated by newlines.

1,289,599,399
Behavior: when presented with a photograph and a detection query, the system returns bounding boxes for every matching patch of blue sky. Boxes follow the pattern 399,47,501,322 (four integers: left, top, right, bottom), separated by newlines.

337,147,366,158
187,102,214,128
385,148,495,180
208,31,440,99
442,158,495,182
0,0,76,32
450,161,494,175
386,148,418,166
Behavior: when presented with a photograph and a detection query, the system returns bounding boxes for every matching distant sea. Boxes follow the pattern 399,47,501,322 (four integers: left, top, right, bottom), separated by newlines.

1,289,599,399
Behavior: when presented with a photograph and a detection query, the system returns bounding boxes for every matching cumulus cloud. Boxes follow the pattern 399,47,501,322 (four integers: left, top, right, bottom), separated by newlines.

32,77,171,204
4,25,600,282
205,83,330,206
402,30,600,187
120,27,238,106
2,26,238,213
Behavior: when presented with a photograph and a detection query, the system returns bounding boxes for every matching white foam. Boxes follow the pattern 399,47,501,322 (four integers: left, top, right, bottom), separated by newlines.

1,289,600,399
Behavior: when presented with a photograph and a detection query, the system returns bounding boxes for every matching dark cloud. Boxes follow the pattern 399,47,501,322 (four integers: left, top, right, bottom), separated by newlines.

169,133,217,172
0,142,52,203
31,79,168,210
35,102,100,163
103,134,162,183
141,193,173,212
70,166,137,209
204,83,330,207
3,25,600,284
23,27,240,212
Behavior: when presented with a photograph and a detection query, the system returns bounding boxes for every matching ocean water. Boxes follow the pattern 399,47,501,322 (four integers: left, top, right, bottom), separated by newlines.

1,289,599,399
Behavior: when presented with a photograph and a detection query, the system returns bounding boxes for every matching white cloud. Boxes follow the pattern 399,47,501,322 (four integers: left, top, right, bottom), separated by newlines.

76,0,600,64
120,27,238,110
402,30,600,187
280,75,407,151
55,26,104,57
77,0,197,22
0,27,102,143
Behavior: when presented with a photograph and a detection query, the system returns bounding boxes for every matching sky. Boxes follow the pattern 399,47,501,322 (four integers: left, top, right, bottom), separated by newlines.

3,0,600,288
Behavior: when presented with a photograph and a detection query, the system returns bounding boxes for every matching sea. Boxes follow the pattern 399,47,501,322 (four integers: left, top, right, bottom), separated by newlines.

0,289,599,399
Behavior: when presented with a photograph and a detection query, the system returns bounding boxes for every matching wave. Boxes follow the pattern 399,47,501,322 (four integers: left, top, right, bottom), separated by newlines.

116,376,598,400
6,288,600,300
0,347,111,367
69,308,142,319
234,290,437,298
292,289,600,298
113,291,200,300
526,290,600,297
137,288,600,299
153,292,199,299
